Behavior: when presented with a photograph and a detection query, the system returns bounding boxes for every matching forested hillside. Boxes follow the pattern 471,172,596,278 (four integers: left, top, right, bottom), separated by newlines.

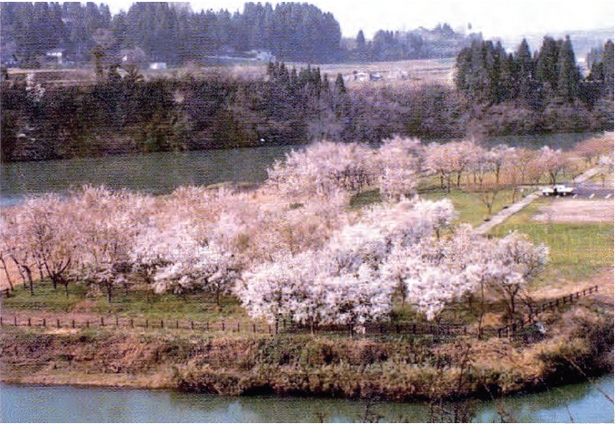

0,2,474,66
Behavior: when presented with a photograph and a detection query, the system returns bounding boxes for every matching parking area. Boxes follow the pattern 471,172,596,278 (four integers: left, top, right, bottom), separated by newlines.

533,196,614,224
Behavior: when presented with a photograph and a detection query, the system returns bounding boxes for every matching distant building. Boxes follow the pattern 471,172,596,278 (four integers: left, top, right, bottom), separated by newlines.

46,48,65,65
149,62,167,70
253,50,275,61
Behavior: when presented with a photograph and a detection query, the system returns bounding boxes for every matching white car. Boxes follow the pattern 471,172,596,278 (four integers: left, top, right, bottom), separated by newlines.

541,184,575,196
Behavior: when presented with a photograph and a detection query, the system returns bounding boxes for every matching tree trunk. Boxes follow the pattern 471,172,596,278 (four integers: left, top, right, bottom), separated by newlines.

22,265,34,296
0,257,14,291
106,281,113,303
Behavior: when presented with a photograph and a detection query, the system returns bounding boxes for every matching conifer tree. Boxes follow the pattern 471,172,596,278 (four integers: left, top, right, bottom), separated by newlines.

536,36,560,96
557,35,581,102
515,38,535,106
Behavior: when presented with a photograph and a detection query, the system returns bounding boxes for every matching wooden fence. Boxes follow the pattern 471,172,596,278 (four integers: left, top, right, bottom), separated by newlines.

1,286,599,340
0,314,468,338
495,285,599,339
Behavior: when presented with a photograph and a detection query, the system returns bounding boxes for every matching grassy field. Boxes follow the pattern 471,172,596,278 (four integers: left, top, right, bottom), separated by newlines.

490,198,614,289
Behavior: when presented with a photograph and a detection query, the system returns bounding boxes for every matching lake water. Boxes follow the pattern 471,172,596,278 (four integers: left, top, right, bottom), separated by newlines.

0,133,599,207
1,375,613,422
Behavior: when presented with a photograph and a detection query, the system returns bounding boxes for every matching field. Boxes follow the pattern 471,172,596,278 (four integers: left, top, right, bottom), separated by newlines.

6,57,456,88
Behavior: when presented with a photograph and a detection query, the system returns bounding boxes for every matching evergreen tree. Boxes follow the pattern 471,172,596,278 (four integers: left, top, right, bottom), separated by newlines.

603,40,614,98
356,30,366,50
515,38,537,107
557,35,580,102
536,36,560,95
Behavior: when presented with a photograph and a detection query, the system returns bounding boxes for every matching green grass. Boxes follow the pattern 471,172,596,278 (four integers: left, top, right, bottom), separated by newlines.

2,282,87,312
349,189,382,209
489,199,614,284
2,280,251,323
420,186,517,227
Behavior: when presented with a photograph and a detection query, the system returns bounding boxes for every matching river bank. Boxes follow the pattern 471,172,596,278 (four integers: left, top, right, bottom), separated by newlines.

1,299,612,402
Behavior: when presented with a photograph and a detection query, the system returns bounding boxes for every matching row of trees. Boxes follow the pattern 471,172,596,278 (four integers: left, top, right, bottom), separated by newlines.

351,24,474,62
455,37,614,108
2,138,564,330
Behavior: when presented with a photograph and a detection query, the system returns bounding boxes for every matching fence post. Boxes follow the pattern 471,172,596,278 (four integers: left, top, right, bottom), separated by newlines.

14,316,17,326
206,322,209,331
145,319,148,329
116,316,119,327
130,319,134,328
222,321,225,331
160,320,164,329
28,318,31,327
237,322,240,332
0,317,3,327
72,320,75,329
42,318,46,327
101,317,105,327
253,323,256,333
56,319,60,328
176,321,179,329
269,324,272,334
86,320,89,328
191,321,194,330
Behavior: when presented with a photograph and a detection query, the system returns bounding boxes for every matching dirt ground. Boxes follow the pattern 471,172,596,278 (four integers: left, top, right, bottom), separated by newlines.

532,198,614,223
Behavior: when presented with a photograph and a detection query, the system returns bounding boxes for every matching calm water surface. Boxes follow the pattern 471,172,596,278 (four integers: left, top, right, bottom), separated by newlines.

1,375,613,422
0,133,598,207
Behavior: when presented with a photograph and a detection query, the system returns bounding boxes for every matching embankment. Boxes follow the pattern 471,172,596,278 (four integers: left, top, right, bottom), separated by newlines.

1,303,612,402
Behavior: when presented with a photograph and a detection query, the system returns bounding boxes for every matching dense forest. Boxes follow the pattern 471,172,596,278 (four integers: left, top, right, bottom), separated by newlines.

454,37,614,135
0,2,473,66
2,36,613,162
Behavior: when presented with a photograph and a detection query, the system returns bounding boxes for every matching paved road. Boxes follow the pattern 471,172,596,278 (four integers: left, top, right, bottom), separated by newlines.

473,167,605,235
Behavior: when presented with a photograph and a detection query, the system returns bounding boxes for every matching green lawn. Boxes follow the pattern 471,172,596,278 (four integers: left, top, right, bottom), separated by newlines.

489,199,614,284
2,280,250,323
420,187,517,227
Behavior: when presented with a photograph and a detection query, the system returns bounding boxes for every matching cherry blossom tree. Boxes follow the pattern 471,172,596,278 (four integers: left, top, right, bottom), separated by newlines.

424,140,481,192
69,186,152,302
266,140,375,198
487,232,548,319
375,136,422,202
1,207,38,294
537,146,567,185
19,194,76,297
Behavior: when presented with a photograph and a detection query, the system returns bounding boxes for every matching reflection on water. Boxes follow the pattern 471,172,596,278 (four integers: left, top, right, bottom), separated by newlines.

1,133,599,207
1,375,612,423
